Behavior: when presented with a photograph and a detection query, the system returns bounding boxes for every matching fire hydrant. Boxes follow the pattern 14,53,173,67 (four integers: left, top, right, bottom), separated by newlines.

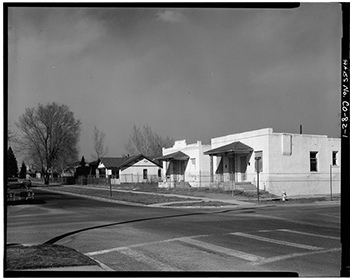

282,190,287,202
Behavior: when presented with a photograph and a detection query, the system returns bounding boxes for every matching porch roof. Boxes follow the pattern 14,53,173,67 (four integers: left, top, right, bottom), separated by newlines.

155,151,190,161
204,141,253,156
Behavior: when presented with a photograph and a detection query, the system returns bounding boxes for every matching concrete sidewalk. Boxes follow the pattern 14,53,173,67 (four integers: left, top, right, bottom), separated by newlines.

20,264,112,271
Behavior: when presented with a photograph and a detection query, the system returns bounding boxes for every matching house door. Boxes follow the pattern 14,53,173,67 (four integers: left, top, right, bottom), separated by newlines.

240,156,247,181
228,155,235,181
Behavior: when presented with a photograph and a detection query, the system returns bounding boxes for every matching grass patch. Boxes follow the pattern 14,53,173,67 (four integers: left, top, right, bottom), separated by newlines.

243,196,339,204
46,186,195,205
118,184,277,199
165,201,236,207
6,244,98,270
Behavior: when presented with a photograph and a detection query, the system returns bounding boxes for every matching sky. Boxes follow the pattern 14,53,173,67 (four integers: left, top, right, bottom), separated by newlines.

7,3,342,161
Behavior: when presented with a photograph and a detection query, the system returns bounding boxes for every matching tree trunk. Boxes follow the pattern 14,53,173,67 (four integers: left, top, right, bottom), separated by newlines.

44,172,50,185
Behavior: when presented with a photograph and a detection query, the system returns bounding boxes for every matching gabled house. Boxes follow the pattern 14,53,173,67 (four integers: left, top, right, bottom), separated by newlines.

94,154,162,184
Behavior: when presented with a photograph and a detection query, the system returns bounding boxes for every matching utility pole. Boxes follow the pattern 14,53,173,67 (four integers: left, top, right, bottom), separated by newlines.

330,165,333,201
255,157,261,204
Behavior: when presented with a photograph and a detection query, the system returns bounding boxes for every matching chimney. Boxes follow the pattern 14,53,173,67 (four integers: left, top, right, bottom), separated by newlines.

300,125,303,134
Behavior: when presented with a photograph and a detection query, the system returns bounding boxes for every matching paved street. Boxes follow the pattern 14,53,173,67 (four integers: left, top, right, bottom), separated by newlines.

6,188,341,276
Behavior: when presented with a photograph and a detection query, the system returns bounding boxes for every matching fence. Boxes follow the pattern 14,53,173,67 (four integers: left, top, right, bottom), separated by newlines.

47,167,340,196
73,174,161,186
158,169,341,196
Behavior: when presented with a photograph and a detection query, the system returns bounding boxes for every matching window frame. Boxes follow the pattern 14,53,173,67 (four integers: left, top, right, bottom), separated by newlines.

332,151,338,166
310,151,318,172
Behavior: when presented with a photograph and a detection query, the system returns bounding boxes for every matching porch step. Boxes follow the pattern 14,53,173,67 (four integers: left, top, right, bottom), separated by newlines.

175,181,191,189
235,182,256,191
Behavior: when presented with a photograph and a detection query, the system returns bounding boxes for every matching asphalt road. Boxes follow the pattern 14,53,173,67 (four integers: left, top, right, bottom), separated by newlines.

6,188,341,276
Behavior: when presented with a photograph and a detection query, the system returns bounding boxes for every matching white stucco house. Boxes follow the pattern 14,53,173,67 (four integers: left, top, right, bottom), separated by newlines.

156,140,211,188
95,154,162,184
205,128,341,196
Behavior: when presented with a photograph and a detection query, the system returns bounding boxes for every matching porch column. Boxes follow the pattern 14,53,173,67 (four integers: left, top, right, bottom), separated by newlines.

223,155,230,182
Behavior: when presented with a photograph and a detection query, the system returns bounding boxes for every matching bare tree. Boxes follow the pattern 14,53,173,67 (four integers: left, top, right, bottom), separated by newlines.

91,126,108,160
124,124,174,158
16,102,81,184
7,123,16,144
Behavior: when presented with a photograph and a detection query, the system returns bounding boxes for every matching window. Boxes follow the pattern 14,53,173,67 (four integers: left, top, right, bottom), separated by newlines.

158,169,162,178
191,158,196,169
143,169,148,180
310,152,318,172
332,151,338,166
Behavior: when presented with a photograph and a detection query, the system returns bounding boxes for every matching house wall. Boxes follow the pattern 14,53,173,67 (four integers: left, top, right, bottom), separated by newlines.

211,128,271,186
267,133,340,196
119,158,161,183
210,128,341,196
159,140,211,188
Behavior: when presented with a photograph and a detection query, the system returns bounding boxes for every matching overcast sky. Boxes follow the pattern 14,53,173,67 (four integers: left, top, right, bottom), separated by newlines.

7,4,342,160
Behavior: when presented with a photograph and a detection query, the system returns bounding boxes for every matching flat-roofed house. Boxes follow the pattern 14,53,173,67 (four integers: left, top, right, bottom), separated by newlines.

156,140,211,188
205,128,340,196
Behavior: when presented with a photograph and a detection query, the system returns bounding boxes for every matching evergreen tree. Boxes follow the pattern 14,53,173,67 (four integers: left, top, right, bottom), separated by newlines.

80,156,86,168
76,156,88,177
7,147,18,178
20,161,27,179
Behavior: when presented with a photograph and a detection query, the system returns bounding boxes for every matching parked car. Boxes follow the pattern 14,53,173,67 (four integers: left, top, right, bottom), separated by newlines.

7,182,35,202
19,179,32,187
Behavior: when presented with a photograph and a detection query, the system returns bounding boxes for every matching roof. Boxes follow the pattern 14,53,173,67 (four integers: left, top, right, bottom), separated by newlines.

119,154,162,169
96,154,162,169
204,141,253,156
155,151,190,161
98,157,130,168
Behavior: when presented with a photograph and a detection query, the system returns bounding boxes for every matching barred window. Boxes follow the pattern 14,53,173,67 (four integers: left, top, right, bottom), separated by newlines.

310,152,318,172
332,151,338,166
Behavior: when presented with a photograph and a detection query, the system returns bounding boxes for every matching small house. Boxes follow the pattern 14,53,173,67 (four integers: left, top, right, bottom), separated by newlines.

95,154,162,185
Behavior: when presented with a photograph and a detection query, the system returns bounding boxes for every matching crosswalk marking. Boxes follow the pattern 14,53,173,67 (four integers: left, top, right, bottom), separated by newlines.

277,229,340,240
318,213,340,219
86,228,338,269
85,234,209,256
178,237,265,262
252,248,341,266
231,232,323,251
117,248,179,271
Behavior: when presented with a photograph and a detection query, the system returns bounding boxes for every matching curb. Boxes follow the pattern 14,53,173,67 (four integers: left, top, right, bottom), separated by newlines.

35,185,340,209
87,256,114,271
